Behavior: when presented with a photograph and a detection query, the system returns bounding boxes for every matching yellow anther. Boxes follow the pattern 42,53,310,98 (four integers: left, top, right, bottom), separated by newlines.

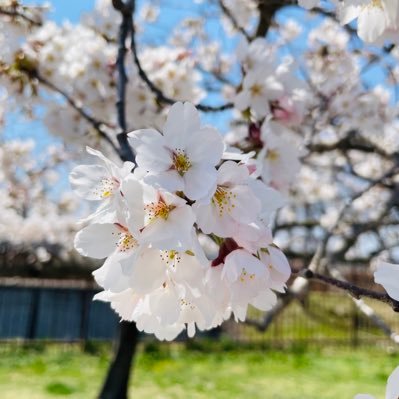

266,149,280,161
117,232,138,252
145,198,176,221
172,149,192,176
250,83,263,96
212,186,236,217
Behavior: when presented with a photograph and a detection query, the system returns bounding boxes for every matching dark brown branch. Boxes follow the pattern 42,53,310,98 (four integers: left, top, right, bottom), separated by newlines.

98,3,139,399
303,269,399,312
114,0,136,162
255,0,291,37
112,0,132,15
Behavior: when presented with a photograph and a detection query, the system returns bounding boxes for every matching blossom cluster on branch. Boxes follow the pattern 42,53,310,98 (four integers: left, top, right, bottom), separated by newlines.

0,134,83,265
71,102,291,340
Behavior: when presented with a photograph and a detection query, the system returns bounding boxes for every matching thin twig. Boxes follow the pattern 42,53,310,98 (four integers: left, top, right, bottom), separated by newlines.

0,6,42,27
129,1,233,113
35,73,120,155
219,0,251,41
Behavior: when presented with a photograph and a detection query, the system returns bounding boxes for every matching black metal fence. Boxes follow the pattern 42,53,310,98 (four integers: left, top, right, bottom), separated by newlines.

1,279,399,346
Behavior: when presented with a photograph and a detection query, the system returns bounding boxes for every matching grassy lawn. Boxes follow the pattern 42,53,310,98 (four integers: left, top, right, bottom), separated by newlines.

0,342,397,398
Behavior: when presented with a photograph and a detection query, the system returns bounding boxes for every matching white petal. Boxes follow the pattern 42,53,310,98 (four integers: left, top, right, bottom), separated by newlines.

374,261,399,301
234,90,250,111
338,4,362,25
163,102,201,149
74,223,119,259
230,185,261,224
69,164,109,200
93,257,130,292
186,126,224,165
141,205,195,250
144,170,184,193
217,161,249,185
121,177,145,232
86,146,121,176
149,287,180,325
298,0,319,9
386,366,399,399
128,129,172,172
358,7,387,42
251,289,277,311
126,249,165,294
183,164,217,201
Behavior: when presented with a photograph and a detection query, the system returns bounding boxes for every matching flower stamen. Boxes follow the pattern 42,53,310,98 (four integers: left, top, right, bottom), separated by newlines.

172,149,192,176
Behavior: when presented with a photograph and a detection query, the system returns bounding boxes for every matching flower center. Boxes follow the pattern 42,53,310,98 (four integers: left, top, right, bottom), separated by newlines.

113,224,138,252
239,267,255,283
211,186,236,216
369,0,383,9
266,149,280,161
145,198,176,221
160,250,181,267
250,83,263,97
96,177,120,199
172,149,192,176
180,298,195,310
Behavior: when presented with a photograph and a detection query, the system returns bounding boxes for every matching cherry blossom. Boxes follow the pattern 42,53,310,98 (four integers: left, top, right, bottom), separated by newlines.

69,146,134,222
129,102,223,201
193,161,262,238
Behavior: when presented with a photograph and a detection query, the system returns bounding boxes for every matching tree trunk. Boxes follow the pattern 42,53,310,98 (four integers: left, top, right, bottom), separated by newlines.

98,321,139,399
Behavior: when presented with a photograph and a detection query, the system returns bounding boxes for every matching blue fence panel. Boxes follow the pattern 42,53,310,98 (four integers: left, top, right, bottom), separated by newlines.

0,285,119,341
0,287,32,339
88,299,119,339
35,289,82,340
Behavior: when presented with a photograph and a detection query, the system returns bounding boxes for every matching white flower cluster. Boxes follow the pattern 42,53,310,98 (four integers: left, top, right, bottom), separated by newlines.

71,102,291,340
234,37,307,122
0,137,81,262
228,37,306,194
0,0,204,149
299,0,399,43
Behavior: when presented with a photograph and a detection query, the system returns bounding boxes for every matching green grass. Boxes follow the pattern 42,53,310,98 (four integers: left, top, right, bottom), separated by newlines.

0,342,397,398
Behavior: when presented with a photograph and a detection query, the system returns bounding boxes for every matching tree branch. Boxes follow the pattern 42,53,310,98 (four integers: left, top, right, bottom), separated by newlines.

129,3,233,113
114,0,136,162
35,73,120,155
97,2,139,398
219,0,251,41
0,5,43,27
255,0,291,38
303,269,399,312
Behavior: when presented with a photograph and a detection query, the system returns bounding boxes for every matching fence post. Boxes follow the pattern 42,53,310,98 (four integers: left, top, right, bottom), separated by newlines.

26,288,41,340
80,289,91,347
